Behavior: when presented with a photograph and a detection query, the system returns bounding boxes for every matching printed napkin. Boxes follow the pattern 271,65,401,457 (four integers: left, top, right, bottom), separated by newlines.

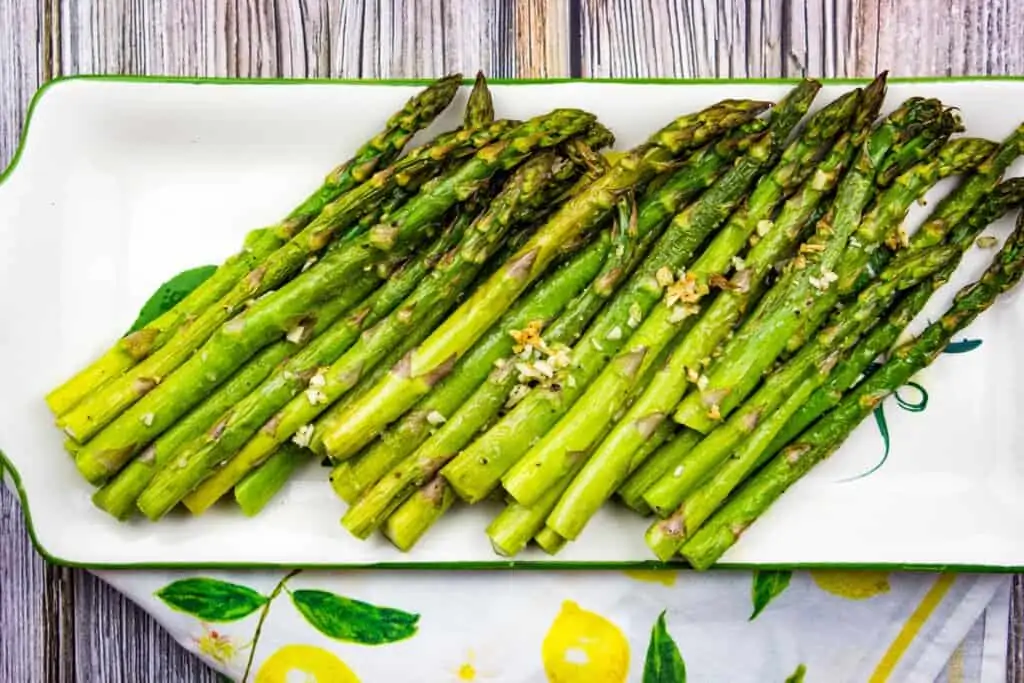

93,564,1009,682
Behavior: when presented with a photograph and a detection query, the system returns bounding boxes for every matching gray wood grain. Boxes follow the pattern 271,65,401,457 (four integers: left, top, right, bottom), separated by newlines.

1,1,1023,681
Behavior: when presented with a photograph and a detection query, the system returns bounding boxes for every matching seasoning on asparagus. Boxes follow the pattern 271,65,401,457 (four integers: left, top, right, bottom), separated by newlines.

671,96,951,434
314,99,774,463
680,206,1024,570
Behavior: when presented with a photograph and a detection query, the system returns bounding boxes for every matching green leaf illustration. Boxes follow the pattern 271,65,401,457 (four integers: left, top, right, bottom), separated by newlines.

750,569,792,620
785,663,807,682
642,611,686,683
290,589,420,645
127,265,217,333
156,577,268,622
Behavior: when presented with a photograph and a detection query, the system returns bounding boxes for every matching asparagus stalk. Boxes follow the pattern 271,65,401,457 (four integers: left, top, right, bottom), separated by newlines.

439,93,822,506
382,476,458,551
161,153,574,519
89,279,367,520
504,81,839,510
643,241,957,519
910,123,1024,249
328,234,611,503
234,442,311,517
618,429,702,514
680,207,1024,570
487,420,672,557
487,455,591,557
837,136,993,291
333,121,763,503
70,111,590,484
576,80,886,525
645,245,970,559
671,96,950,434
782,136,995,355
645,375,822,560
214,285,442,517
534,526,567,555
465,71,495,127
313,99,775,462
59,115,533,450
340,199,647,537
874,115,956,186
44,74,463,417
767,178,1024,453
131,216,468,520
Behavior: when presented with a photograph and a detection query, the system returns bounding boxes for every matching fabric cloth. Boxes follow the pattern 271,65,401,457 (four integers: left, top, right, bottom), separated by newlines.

90,565,1010,682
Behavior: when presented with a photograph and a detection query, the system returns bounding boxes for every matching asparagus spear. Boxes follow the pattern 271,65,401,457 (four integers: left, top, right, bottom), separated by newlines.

838,136,993,290
382,476,458,551
910,123,1024,249
88,276,370,520
332,122,764,503
340,199,648,537
534,526,567,555
158,153,575,519
617,429,702,514
234,442,311,517
782,136,995,355
130,214,469,519
465,71,495,127
643,241,957,521
671,97,950,434
313,99,774,463
873,115,956,186
439,94,820,506
216,148,612,512
503,81,839,509
487,420,672,557
70,111,591,484
767,178,1024,454
645,247,963,559
44,74,463,417
680,207,1024,570
58,114,533,450
570,81,886,526
329,234,611,503
220,282,444,517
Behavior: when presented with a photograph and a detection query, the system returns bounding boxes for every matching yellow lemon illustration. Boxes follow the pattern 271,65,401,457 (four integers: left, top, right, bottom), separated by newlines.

622,569,677,587
255,644,360,683
542,600,630,683
811,570,891,600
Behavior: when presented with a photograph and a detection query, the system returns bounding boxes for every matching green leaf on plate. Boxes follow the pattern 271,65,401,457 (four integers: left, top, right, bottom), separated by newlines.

155,577,267,622
290,589,419,645
643,610,686,683
785,663,807,682
127,265,217,333
750,569,792,620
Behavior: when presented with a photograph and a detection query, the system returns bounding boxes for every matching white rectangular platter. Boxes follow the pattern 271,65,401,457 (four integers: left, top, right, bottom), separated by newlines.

2,77,1023,569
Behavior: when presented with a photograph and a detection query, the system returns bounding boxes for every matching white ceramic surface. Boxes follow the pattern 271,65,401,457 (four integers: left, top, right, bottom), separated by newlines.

1,77,1023,568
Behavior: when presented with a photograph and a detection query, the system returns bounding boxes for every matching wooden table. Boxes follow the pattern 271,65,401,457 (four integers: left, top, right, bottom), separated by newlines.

1,1,1023,680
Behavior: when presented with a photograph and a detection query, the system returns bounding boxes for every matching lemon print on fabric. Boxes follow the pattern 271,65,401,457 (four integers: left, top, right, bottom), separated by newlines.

542,600,630,683
811,570,891,600
622,569,677,587
255,644,360,683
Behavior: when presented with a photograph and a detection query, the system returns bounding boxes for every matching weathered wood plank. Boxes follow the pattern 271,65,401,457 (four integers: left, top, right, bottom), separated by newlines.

578,0,785,78
0,490,46,683
0,1,48,679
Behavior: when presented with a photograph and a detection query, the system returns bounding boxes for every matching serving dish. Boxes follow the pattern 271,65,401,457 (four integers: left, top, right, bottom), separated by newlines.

2,76,1023,569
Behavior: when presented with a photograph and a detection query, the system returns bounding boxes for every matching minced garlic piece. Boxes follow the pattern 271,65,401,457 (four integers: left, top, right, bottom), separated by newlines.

292,424,315,448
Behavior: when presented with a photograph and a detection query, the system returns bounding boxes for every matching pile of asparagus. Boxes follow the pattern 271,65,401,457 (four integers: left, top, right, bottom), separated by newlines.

48,72,1024,569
